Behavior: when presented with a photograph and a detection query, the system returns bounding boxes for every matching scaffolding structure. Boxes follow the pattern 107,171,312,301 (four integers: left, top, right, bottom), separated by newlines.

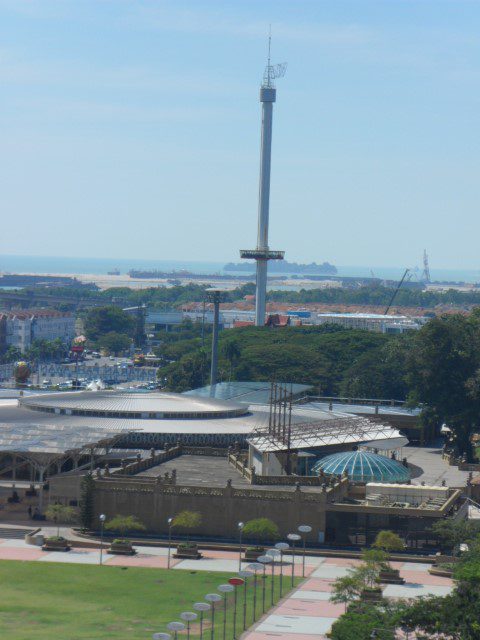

249,391,407,454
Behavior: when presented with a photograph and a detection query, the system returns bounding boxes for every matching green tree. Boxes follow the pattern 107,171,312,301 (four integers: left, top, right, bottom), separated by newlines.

171,510,202,542
331,574,363,612
84,306,134,342
400,545,480,639
105,515,146,542
79,473,95,530
406,313,480,461
164,348,209,392
356,548,386,589
373,530,404,568
431,518,480,553
0,346,21,364
329,602,400,640
26,338,67,362
45,503,76,538
242,518,280,545
223,339,241,379
96,331,131,355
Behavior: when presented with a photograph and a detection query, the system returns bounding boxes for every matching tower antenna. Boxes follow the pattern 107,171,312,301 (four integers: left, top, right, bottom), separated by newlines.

422,250,431,283
267,25,272,86
240,31,287,325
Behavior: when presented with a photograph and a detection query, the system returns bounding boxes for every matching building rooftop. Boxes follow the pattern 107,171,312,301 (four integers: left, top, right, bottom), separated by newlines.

316,312,416,320
185,381,313,405
20,390,249,420
0,422,127,463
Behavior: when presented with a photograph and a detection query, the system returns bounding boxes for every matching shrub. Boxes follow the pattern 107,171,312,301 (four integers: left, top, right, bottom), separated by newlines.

105,515,145,542
45,504,77,538
242,518,280,544
172,511,202,541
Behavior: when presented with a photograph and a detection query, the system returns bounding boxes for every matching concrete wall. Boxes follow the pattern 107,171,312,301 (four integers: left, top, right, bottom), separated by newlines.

49,474,83,504
93,479,329,542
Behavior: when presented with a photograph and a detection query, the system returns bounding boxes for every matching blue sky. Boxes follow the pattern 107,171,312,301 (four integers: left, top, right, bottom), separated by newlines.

1,0,480,269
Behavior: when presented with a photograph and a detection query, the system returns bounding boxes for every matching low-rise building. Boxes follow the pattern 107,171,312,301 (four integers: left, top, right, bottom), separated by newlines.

0,309,76,353
313,312,425,333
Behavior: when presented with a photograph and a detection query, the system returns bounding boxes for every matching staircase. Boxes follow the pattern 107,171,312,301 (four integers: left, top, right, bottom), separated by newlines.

0,527,35,539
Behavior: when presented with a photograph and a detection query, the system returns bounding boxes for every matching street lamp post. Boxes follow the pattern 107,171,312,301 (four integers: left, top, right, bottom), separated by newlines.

237,521,244,572
298,525,312,578
266,548,280,606
193,602,210,640
205,593,222,640
274,542,289,598
99,513,106,566
238,569,253,631
246,563,263,624
287,533,301,587
167,517,173,569
218,583,234,640
257,555,273,613
166,621,185,640
180,612,197,640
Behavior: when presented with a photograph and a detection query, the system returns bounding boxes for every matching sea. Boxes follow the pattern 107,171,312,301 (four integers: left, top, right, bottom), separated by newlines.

0,254,479,284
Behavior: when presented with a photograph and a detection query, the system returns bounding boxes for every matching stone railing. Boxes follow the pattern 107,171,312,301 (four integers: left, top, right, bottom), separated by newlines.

112,444,228,478
294,395,408,408
442,451,480,473
110,445,182,477
228,453,253,481
459,462,480,472
95,476,330,502
182,446,227,457
252,474,324,486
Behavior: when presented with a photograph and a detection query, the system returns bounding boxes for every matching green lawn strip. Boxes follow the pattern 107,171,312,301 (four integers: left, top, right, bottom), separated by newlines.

0,560,301,640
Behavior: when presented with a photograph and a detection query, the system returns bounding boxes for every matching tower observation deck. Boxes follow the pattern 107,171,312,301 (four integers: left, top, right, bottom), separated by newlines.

240,41,286,326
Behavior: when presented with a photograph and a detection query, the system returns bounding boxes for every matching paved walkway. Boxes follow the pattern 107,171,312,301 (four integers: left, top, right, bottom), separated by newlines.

242,558,453,639
403,441,470,487
0,534,454,639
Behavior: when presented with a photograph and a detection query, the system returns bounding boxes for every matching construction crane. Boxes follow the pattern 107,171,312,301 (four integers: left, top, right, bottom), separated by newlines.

384,268,410,315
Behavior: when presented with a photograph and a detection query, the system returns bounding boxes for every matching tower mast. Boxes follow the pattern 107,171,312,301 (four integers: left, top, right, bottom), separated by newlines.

240,37,287,326
422,249,431,283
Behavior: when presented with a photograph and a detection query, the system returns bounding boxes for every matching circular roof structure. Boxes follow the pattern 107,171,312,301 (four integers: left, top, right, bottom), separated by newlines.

19,391,249,420
312,450,410,484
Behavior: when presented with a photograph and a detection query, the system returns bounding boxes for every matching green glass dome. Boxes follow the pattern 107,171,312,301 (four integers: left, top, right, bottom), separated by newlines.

312,450,410,484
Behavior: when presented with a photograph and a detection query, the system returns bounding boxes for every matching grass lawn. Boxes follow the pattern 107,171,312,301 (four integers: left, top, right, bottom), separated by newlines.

0,560,300,640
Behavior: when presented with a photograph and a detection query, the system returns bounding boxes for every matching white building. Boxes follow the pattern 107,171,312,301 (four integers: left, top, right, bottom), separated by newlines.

2,310,76,353
313,313,425,334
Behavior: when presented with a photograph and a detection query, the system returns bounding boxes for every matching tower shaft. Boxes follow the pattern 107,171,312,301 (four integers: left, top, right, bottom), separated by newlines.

255,87,275,326
240,48,286,326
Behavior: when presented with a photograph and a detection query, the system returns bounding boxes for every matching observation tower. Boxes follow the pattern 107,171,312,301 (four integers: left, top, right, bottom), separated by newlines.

240,38,286,326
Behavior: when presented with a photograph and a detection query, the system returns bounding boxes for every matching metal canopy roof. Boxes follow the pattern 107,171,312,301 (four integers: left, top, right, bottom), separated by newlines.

248,414,408,453
185,382,313,405
20,390,248,418
0,422,129,462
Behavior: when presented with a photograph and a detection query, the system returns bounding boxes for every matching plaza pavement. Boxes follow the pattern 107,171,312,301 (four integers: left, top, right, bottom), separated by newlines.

0,535,454,639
